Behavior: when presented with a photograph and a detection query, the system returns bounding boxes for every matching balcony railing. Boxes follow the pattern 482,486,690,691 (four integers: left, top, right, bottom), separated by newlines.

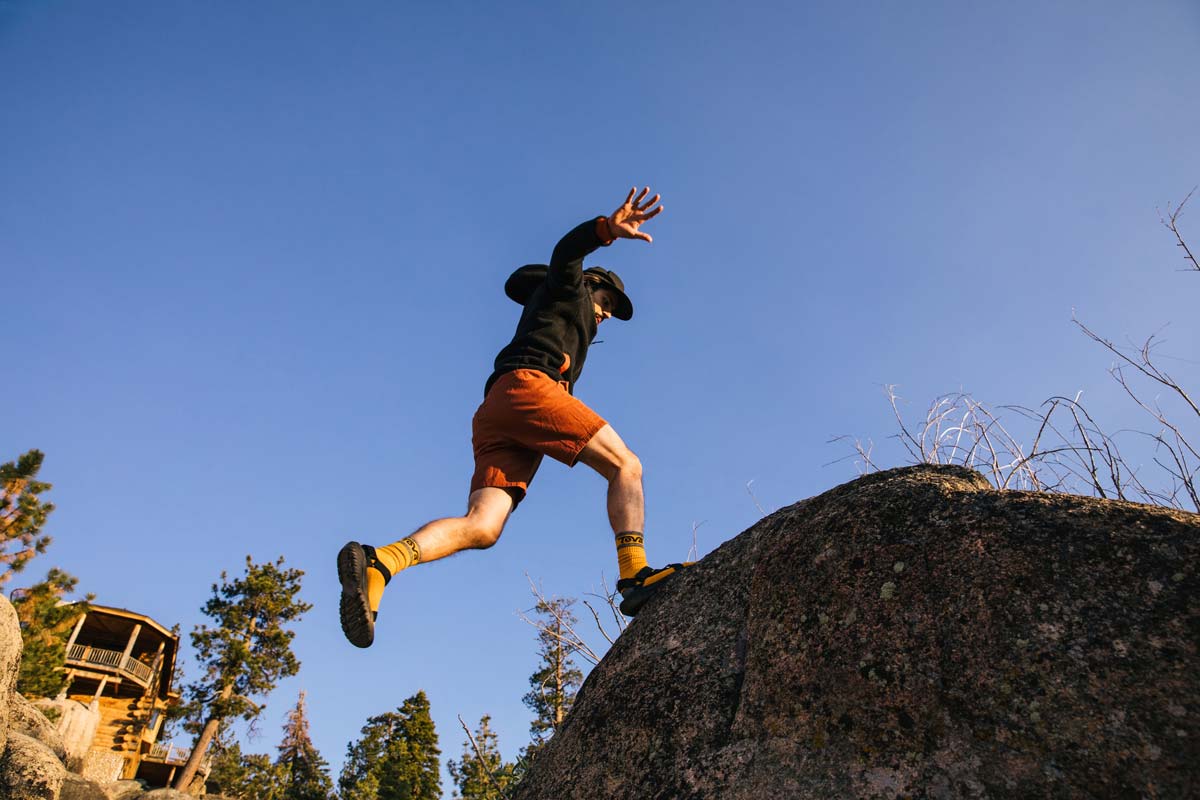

145,742,193,765
66,644,155,686
143,742,210,774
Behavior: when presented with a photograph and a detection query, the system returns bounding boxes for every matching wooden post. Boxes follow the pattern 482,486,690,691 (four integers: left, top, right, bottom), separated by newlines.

64,611,87,652
121,623,143,664
61,608,89,700
92,676,109,702
56,670,75,700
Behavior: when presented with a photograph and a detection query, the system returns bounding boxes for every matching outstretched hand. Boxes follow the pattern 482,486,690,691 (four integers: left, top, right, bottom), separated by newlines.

607,186,664,243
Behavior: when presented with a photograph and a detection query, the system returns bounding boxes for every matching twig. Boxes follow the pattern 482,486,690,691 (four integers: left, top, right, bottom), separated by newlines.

1159,187,1199,272
688,520,706,562
457,714,512,800
520,575,602,666
745,480,767,515
1073,315,1200,419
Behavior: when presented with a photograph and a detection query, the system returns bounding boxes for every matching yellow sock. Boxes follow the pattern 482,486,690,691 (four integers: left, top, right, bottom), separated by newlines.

365,568,387,613
615,531,648,580
367,538,421,612
375,537,421,575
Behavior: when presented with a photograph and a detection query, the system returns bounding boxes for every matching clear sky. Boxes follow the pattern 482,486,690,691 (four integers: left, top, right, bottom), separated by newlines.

3,0,1198,792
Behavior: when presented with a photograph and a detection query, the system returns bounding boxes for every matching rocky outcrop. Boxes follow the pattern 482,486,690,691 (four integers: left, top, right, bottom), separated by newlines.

34,697,98,772
60,775,146,800
0,591,21,756
10,694,67,762
512,465,1200,799
0,732,67,800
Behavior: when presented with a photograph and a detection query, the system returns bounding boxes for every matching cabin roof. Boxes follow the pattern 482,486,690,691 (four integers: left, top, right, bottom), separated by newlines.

83,603,177,639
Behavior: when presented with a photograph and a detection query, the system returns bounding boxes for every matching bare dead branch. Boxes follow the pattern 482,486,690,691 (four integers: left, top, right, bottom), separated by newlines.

519,575,602,666
745,481,767,515
457,714,512,800
823,436,878,474
1073,315,1200,419
1159,186,1199,272
886,385,925,463
688,520,706,563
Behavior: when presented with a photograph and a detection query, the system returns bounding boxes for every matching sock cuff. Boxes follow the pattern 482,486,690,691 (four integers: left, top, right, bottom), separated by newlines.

400,536,422,566
615,531,644,549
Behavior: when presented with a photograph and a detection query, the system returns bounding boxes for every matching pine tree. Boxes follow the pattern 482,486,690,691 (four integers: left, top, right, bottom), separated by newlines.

277,690,334,800
11,568,91,697
1,449,55,587
339,690,441,800
173,556,312,790
207,741,287,800
521,597,583,762
448,714,515,800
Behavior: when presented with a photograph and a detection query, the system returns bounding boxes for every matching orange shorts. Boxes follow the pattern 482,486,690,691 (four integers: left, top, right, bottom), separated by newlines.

470,369,607,504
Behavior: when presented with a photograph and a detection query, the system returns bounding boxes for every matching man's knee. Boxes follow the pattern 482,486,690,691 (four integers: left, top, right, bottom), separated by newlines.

466,508,508,549
616,449,642,481
578,424,642,482
471,522,504,549
594,446,641,483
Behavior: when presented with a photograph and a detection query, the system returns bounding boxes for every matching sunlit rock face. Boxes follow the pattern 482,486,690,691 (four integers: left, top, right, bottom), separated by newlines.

0,596,22,759
511,465,1199,800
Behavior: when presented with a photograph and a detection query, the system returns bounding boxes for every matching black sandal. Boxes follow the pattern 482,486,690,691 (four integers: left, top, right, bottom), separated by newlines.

337,541,387,648
616,562,691,617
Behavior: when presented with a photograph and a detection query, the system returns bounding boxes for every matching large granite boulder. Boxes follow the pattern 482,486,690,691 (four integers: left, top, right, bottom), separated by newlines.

0,731,68,800
0,594,21,756
512,465,1199,799
58,774,143,800
9,693,67,762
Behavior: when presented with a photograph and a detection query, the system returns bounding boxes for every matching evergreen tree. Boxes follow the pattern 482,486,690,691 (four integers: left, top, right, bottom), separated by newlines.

11,568,91,697
339,690,441,800
173,556,312,790
522,597,583,762
448,714,515,800
207,740,287,800
277,690,334,800
1,449,55,587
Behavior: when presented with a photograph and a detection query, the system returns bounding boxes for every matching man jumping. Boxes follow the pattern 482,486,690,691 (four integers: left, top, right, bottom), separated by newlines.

338,186,689,648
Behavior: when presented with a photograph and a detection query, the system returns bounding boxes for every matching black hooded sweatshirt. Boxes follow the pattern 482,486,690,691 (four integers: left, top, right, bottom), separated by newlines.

484,217,611,396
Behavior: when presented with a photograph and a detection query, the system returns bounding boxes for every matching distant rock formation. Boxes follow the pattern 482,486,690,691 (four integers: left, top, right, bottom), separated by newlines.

0,595,231,800
512,465,1200,799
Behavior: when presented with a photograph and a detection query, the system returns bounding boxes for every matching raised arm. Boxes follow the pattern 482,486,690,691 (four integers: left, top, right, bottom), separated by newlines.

548,186,665,290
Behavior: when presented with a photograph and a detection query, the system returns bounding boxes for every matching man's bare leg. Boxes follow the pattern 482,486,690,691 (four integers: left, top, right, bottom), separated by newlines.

406,487,516,562
577,424,644,533
577,423,690,616
338,487,514,647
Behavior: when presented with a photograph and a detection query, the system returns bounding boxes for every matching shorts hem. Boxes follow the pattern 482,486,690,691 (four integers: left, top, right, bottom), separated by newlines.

565,417,609,467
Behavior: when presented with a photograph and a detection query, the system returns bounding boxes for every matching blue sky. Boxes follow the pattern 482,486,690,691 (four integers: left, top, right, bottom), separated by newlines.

3,0,1198,792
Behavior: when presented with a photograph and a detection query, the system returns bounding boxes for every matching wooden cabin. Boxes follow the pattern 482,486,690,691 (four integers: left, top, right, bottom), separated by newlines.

57,603,201,787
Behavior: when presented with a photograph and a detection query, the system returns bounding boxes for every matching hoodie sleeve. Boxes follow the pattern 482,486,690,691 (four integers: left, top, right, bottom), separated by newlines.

547,217,612,292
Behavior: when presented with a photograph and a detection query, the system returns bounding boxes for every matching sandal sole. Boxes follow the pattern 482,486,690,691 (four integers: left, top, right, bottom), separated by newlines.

337,541,375,648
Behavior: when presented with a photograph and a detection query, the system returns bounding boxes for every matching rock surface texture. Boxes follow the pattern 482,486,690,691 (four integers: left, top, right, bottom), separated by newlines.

0,732,68,800
10,693,68,761
511,465,1200,800
0,592,21,756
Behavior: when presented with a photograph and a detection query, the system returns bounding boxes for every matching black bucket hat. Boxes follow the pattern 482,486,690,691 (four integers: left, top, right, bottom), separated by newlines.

504,265,633,320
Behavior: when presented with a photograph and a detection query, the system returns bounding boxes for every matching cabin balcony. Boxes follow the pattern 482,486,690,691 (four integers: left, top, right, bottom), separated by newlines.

142,742,194,766
66,644,156,688
135,742,210,788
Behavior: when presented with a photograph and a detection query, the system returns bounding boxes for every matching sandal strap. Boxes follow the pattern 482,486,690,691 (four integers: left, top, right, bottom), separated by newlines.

361,544,392,584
